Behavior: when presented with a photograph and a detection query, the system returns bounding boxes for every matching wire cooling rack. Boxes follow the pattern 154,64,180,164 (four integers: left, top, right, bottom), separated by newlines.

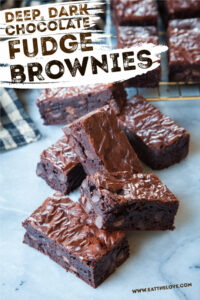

105,1,200,101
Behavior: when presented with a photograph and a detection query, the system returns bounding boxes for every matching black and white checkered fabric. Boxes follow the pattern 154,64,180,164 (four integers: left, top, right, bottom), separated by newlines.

0,88,41,151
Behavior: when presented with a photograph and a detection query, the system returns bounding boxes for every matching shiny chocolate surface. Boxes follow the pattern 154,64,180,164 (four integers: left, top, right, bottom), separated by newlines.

167,0,200,14
64,106,143,175
37,84,113,103
25,193,125,261
40,136,79,172
114,0,158,20
118,95,189,149
169,18,200,64
117,26,158,48
90,172,178,203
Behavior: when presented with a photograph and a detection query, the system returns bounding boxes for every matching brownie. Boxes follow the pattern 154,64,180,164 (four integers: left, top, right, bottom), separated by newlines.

158,0,200,25
63,106,143,176
36,83,126,125
118,95,190,169
168,18,200,82
36,136,86,194
22,193,129,288
80,172,179,231
111,0,158,27
117,26,161,87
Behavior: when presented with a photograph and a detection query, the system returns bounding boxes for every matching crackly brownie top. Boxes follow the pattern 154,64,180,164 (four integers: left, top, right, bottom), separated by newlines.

63,106,143,174
24,193,125,261
118,95,189,149
169,17,200,30
113,0,158,20
166,0,200,13
37,83,113,104
169,18,200,64
86,172,178,204
40,136,79,172
117,26,158,48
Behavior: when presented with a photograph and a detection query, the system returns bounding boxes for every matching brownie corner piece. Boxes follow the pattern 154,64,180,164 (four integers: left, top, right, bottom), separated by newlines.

63,106,143,176
111,0,158,27
80,172,179,231
36,136,86,194
168,18,200,82
22,193,129,288
118,95,190,169
158,0,200,25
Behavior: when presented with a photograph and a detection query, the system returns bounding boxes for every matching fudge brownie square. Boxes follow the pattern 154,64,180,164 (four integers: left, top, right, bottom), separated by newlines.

22,193,129,288
36,136,86,194
168,18,200,82
111,0,158,27
63,106,143,176
36,83,126,125
118,95,190,169
117,26,161,87
80,172,179,231
158,0,200,25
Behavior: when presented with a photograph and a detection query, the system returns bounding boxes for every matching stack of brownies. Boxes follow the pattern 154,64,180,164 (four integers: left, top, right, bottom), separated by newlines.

111,0,200,84
111,0,161,87
22,81,190,288
159,0,200,82
22,0,197,289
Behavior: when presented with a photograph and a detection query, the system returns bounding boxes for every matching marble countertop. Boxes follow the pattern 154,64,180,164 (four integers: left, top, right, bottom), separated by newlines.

0,89,200,300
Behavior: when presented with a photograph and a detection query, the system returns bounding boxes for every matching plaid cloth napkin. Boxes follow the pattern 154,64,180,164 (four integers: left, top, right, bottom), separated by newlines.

0,88,41,151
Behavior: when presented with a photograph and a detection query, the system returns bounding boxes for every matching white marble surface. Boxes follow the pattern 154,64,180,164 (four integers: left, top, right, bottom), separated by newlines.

0,89,200,300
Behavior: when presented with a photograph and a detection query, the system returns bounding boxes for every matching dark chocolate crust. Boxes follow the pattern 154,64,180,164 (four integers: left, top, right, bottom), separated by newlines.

79,172,179,231
117,26,161,87
63,106,143,176
111,0,158,27
36,136,86,194
158,0,200,25
168,18,200,82
118,95,190,169
22,193,129,288
117,26,159,47
37,83,127,125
